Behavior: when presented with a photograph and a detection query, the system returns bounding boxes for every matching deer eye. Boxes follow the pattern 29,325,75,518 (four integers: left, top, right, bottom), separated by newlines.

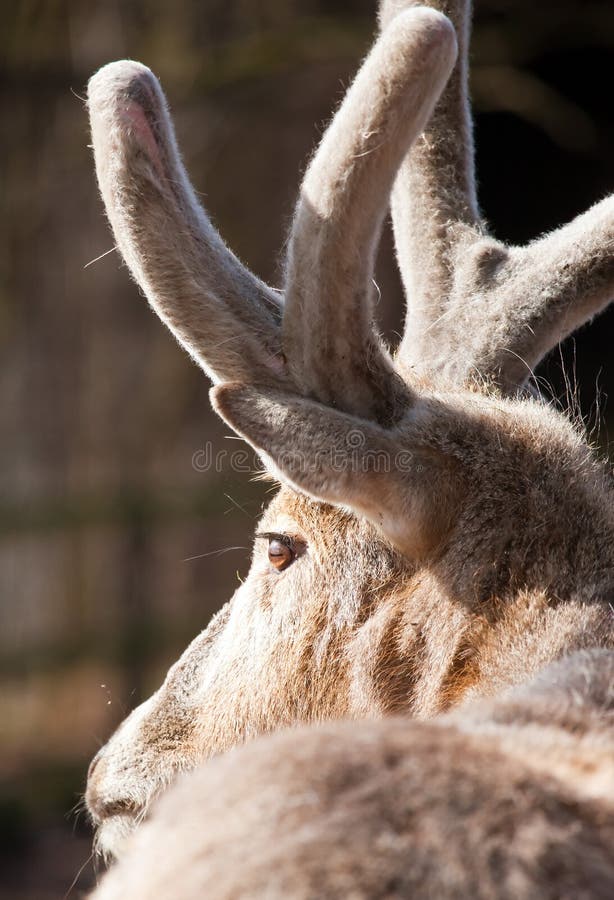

256,533,299,572
267,537,295,571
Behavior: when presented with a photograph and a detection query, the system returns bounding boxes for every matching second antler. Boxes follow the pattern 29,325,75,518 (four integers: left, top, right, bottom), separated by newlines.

381,0,614,393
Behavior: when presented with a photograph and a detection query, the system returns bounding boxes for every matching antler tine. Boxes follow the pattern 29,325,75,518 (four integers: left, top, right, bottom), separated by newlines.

478,195,614,392
282,9,457,423
87,62,288,388
379,0,483,374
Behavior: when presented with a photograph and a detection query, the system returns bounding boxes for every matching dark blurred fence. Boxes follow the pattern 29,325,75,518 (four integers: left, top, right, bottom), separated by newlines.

2,1,614,896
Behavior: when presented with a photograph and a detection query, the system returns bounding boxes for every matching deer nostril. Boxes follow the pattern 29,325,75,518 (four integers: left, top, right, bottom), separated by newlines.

87,787,141,823
86,752,141,823
97,798,140,818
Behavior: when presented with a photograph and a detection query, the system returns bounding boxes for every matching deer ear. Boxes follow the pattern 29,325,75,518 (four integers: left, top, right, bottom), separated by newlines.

211,384,455,559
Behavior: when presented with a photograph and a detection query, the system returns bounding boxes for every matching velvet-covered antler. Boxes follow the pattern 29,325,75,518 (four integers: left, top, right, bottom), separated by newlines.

283,9,456,422
381,0,614,394
88,63,286,388
88,10,457,422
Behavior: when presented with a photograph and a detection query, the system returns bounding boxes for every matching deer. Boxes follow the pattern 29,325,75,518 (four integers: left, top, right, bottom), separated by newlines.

84,0,614,893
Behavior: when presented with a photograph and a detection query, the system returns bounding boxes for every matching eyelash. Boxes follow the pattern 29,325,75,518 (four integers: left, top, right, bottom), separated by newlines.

256,532,296,549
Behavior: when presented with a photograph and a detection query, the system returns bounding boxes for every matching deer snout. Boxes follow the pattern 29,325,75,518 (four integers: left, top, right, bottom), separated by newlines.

85,691,191,859
86,750,141,824
85,748,152,862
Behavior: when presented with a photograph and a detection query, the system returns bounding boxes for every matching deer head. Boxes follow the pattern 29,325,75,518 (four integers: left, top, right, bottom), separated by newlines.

85,0,614,861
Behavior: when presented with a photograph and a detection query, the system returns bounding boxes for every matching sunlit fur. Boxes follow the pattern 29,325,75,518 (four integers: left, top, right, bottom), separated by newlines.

86,387,614,863
84,0,614,892
91,652,614,899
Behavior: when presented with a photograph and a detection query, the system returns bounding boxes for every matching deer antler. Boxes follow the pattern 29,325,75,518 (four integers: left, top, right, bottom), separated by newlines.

381,0,614,393
87,63,286,387
379,0,482,375
88,11,457,423
283,9,457,422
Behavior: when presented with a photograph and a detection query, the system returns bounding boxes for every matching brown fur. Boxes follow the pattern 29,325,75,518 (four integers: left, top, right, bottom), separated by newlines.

91,653,614,899
84,0,614,892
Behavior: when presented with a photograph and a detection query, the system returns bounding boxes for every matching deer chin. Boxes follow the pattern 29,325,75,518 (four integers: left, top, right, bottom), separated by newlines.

95,812,143,863
90,768,184,864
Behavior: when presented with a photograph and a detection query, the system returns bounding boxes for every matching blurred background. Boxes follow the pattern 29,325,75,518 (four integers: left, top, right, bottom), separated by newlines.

2,0,614,896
